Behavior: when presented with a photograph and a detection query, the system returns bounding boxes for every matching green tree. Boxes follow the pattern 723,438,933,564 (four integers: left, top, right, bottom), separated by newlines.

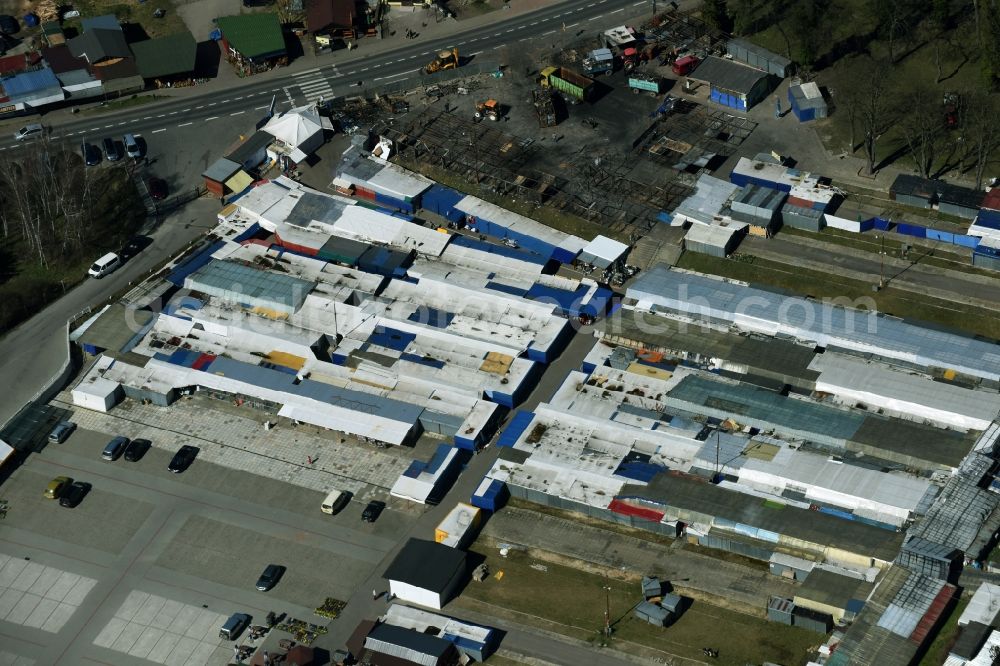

701,0,731,32
788,1,819,66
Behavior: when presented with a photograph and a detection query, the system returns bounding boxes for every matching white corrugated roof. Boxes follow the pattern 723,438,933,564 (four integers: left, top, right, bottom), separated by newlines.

811,353,1000,431
960,583,1000,627
685,221,747,247
581,235,629,263
366,160,435,199
672,174,740,225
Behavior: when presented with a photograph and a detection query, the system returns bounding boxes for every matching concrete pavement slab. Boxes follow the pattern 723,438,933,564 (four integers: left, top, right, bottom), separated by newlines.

183,640,217,666
128,626,165,659
45,571,80,602
111,621,146,652
62,578,97,606
22,597,58,629
7,562,42,592
118,590,151,622
94,616,130,648
40,602,77,632
147,631,182,663
165,636,199,666
0,588,24,618
0,558,29,587
150,598,185,630
25,569,57,598
5,592,41,624
134,594,168,625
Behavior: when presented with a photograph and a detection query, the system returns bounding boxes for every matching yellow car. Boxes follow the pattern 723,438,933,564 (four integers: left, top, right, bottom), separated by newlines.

44,476,73,500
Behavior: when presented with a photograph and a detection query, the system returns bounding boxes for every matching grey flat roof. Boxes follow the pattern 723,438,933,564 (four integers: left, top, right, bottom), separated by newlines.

78,304,155,352
797,569,875,609
689,56,768,94
202,158,242,182
226,130,273,164
287,191,350,228
186,259,315,313
850,417,973,469
628,266,1000,383
625,473,903,560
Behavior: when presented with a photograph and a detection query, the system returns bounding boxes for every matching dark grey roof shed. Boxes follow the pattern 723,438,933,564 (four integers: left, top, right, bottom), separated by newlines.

689,56,768,94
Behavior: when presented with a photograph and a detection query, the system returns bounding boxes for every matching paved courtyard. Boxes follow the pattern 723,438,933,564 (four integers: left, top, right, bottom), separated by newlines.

0,555,97,633
55,390,417,493
93,591,229,666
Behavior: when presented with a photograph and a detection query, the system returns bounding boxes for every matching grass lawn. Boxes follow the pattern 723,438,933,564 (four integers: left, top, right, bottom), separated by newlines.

918,595,969,666
64,0,189,40
675,252,1000,339
82,94,165,115
459,545,819,666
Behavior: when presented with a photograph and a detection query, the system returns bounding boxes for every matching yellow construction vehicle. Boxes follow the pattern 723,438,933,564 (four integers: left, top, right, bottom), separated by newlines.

425,48,459,74
474,99,500,121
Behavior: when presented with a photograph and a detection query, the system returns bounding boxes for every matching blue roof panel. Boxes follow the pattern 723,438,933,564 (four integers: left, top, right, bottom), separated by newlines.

3,66,60,96
497,410,535,447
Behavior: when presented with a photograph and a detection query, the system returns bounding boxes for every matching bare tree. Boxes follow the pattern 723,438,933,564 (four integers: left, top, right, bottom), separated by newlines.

963,90,1000,189
899,87,942,178
858,58,894,175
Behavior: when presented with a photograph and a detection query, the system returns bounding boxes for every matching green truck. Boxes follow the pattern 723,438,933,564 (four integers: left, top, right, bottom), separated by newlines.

539,66,595,102
628,75,663,96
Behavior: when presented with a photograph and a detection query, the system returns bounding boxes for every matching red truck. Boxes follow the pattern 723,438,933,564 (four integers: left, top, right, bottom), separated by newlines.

672,55,700,76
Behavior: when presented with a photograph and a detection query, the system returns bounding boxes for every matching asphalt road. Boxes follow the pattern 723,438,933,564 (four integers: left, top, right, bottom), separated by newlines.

0,0,641,153
0,197,220,428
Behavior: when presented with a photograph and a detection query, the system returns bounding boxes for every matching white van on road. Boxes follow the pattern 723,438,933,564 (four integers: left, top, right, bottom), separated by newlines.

88,252,121,278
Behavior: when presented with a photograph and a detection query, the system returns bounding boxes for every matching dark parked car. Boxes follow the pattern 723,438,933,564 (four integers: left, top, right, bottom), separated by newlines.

362,500,385,523
81,142,101,167
124,438,152,462
148,177,167,201
255,564,285,591
119,236,151,261
168,445,199,473
0,15,18,35
59,481,91,508
103,137,122,161
48,421,77,444
102,436,129,461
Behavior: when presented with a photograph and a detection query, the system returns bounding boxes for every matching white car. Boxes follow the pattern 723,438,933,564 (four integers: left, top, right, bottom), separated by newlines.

88,252,121,278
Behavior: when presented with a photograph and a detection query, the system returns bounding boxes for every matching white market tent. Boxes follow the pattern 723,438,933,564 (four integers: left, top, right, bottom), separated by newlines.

263,105,331,163
578,235,629,269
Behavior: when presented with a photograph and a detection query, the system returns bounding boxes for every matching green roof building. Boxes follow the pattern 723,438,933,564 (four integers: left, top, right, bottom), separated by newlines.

131,32,198,80
217,13,286,69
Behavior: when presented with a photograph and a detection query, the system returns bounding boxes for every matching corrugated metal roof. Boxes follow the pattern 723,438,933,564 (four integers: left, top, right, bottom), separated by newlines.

2,66,60,96
365,624,452,665
689,55,768,94
628,265,1000,383
185,259,315,314
672,173,739,224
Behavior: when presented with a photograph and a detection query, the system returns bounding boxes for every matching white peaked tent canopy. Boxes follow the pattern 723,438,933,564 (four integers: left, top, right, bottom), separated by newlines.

263,105,332,162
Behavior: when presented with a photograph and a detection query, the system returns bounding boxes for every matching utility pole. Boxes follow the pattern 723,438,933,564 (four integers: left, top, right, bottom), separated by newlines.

878,233,885,289
603,583,612,636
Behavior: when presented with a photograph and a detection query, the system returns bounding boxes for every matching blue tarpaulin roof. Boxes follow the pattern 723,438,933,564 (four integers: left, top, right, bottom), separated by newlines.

497,410,535,447
975,209,1000,231
450,234,547,264
525,283,591,312
2,66,59,96
368,326,416,352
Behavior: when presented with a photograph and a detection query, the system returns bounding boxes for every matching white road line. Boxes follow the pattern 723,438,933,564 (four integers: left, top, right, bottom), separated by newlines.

117,122,127,126
230,110,245,115
506,28,514,32
293,67,321,77
178,122,193,127
206,116,219,121
208,102,217,106
181,108,190,112
220,99,230,103
152,128,166,133
470,51,483,56
195,105,203,110
255,106,268,110
234,96,243,100
542,30,556,35
587,2,596,6
142,116,152,120
104,124,114,128
361,67,369,71
610,7,625,12
566,22,578,28
345,70,356,74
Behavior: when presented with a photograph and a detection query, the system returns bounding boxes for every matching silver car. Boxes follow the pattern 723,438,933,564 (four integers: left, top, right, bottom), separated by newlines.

13,123,44,141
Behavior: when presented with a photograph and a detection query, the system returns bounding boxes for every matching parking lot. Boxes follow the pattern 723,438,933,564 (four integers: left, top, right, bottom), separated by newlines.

0,423,411,665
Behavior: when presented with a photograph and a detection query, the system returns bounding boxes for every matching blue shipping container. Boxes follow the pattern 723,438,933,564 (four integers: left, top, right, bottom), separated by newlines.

471,479,508,511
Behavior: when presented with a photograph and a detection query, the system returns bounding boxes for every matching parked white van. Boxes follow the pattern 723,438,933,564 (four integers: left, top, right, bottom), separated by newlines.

321,489,347,514
88,252,121,278
123,133,141,159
